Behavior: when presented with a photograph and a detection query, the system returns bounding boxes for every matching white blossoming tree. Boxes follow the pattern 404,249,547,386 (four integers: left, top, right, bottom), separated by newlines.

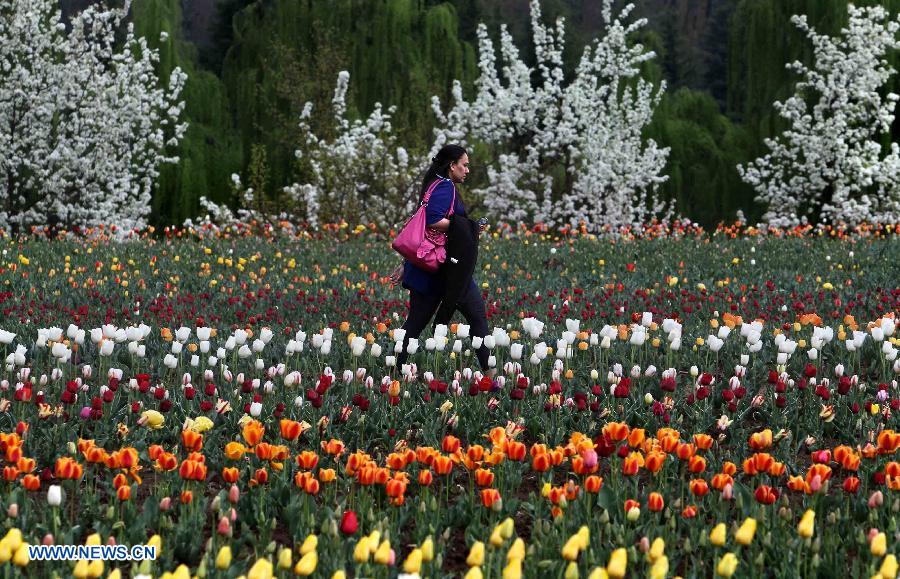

285,71,425,230
0,0,186,233
431,0,671,232
738,4,900,227
192,71,424,233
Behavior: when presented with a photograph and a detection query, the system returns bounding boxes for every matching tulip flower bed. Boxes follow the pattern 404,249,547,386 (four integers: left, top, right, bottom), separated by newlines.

0,226,897,578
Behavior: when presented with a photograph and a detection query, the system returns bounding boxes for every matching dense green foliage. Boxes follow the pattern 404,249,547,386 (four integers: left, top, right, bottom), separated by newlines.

132,0,243,227
124,0,900,228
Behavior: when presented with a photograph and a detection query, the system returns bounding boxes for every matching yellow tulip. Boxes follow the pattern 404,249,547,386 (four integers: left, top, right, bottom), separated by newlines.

872,532,887,557
3,529,22,552
507,538,525,562
648,537,665,562
576,526,590,550
353,537,371,563
650,555,669,579
503,558,522,579
735,518,757,546
500,517,515,539
565,561,580,579
86,559,103,578
403,548,423,574
147,534,162,554
74,560,90,578
562,536,581,561
107,570,122,579
421,536,434,561
300,534,317,555
464,567,484,579
490,526,505,547
12,543,28,567
294,551,318,576
140,410,165,429
331,571,346,579
710,523,726,546
880,554,898,579
277,547,292,569
373,540,391,565
607,548,628,578
247,557,273,579
0,542,12,564
172,565,191,579
216,546,232,569
798,509,815,538
717,552,738,577
193,416,214,432
467,541,485,567
85,533,101,546
587,568,610,579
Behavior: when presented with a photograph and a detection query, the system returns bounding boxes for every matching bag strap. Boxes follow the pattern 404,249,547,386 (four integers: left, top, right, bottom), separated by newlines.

420,179,443,206
446,182,457,218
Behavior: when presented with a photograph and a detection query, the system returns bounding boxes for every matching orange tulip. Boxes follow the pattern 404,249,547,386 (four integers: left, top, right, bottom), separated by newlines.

319,468,336,483
181,429,203,452
322,439,346,456
112,473,128,489
682,505,698,518
278,419,302,441
21,474,40,491
467,445,485,463
152,452,175,472
77,438,96,454
386,478,407,498
480,488,501,509
474,468,495,487
2,466,18,482
442,435,461,454
242,420,265,447
86,447,109,464
250,468,269,486
647,492,664,512
806,464,832,485
416,447,437,466
117,485,132,501
788,475,811,494
357,465,377,486
675,443,696,461
16,458,35,474
877,430,900,453
296,451,319,470
585,475,603,494
180,490,193,504
628,428,646,448
418,469,433,487
624,498,640,513
223,442,246,460
693,433,714,450
768,461,786,477
506,441,527,461
748,429,773,450
689,478,709,497
54,457,84,480
645,451,667,474
710,473,734,491
603,422,629,442
722,461,737,476
255,442,275,461
433,455,454,475
222,467,240,483
622,454,640,476
304,478,320,496
532,453,551,473
688,455,706,474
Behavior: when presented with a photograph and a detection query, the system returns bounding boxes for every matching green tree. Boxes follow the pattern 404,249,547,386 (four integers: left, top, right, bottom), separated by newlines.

132,0,243,227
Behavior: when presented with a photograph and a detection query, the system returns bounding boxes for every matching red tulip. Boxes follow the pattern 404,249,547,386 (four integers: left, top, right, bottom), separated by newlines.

340,510,358,535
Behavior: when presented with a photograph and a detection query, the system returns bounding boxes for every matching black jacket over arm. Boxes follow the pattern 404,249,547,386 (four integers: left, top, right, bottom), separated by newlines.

434,214,479,325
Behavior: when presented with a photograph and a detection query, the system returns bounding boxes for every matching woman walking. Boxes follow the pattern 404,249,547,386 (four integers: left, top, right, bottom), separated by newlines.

390,144,491,371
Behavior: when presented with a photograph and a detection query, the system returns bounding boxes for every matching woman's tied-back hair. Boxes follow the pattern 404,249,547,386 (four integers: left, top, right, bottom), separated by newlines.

420,144,467,201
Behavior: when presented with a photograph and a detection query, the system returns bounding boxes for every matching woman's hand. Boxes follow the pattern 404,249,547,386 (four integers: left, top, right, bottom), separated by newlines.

389,264,404,286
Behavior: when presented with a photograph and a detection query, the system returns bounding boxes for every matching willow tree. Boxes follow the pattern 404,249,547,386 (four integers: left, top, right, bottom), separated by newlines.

132,0,243,227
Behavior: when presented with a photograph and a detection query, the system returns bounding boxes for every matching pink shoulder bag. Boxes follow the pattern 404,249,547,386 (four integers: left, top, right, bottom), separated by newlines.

391,179,456,273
